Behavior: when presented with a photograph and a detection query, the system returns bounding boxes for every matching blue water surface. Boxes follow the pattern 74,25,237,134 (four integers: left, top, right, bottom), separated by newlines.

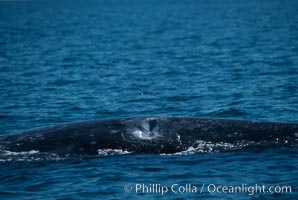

0,0,297,199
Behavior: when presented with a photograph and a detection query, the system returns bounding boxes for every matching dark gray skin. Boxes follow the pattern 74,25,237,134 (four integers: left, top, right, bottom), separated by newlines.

0,117,297,155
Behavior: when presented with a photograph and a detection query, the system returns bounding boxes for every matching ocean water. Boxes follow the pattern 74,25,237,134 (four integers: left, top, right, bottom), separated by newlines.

0,0,297,199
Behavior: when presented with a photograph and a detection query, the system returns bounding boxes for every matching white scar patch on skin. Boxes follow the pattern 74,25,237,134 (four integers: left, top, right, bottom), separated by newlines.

124,118,162,141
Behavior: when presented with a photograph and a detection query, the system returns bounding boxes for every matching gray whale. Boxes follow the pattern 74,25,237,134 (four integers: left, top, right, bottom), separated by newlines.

0,117,297,155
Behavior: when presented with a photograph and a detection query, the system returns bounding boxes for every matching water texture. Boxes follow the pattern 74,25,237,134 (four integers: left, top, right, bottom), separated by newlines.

0,0,297,199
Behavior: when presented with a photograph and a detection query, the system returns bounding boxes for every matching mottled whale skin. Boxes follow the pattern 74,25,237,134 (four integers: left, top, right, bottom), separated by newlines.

0,117,297,155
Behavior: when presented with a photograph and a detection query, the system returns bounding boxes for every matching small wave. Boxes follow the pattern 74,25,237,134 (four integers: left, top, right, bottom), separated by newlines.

160,139,293,156
0,150,66,163
160,140,242,155
97,149,132,156
1,150,39,156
